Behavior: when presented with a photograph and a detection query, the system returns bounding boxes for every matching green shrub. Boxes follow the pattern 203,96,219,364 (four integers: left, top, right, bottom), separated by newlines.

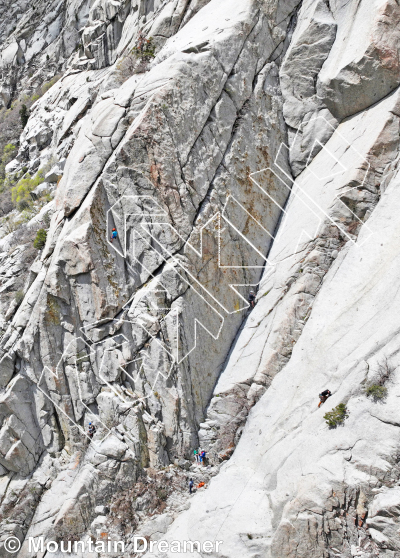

0,77,59,218
115,35,156,83
133,32,156,61
324,403,349,428
2,143,16,161
33,228,47,249
12,171,44,205
365,384,387,401
0,143,17,190
17,199,31,212
0,98,34,209
41,76,60,95
0,143,16,170
14,290,24,306
29,76,61,105
30,76,61,105
364,358,395,402
41,211,51,228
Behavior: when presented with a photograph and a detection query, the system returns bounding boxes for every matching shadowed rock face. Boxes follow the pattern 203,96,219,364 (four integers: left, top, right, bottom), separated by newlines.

1,0,400,556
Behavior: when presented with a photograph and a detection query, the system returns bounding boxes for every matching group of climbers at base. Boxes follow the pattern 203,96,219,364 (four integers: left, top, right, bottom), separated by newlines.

189,478,206,494
193,448,207,465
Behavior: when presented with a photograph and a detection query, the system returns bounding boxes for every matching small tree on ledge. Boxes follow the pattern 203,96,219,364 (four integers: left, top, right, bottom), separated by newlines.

324,403,349,428
33,228,47,249
133,31,156,61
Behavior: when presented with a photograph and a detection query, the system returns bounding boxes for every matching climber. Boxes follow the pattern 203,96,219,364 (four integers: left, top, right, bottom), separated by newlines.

193,448,199,463
201,450,207,465
189,478,194,494
249,290,256,309
88,422,96,439
318,389,332,408
110,228,118,242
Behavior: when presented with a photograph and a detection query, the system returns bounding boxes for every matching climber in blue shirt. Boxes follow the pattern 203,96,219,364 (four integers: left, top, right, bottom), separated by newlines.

110,228,118,242
88,422,96,438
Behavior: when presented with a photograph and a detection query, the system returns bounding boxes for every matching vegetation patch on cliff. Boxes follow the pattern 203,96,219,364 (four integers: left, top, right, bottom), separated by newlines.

324,403,349,428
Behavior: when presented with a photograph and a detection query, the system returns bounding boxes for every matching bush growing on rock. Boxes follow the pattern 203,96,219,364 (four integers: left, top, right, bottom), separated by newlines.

0,144,17,212
115,35,156,83
33,228,47,249
0,96,33,165
365,357,395,402
14,290,24,306
31,76,61,104
40,211,51,229
17,199,31,212
324,403,349,428
376,357,395,385
41,76,61,95
133,32,156,61
8,224,42,265
0,84,58,220
11,171,44,206
365,384,387,401
0,143,16,182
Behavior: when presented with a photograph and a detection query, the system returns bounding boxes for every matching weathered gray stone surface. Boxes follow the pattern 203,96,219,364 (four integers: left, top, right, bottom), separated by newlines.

1,0,400,556
147,84,400,557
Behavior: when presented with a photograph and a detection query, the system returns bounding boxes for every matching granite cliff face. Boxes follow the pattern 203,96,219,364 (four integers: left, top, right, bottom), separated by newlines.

1,0,400,557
